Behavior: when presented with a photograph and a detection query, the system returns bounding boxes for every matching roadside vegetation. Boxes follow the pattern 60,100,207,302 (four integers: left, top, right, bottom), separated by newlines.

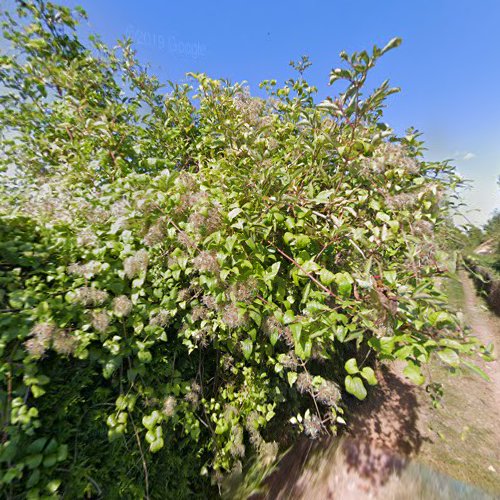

0,2,493,498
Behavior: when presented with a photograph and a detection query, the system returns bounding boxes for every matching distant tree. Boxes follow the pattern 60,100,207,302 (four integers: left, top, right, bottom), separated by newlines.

483,211,500,239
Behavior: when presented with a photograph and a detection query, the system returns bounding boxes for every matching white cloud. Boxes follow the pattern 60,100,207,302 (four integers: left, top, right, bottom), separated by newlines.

462,152,476,161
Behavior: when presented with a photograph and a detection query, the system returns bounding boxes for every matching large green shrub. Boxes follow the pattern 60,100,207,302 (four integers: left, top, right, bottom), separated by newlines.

0,2,491,498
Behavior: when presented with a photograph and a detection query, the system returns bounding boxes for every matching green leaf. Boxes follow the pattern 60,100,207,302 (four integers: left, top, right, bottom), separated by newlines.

345,375,367,400
270,329,279,346
137,350,152,363
290,322,302,342
360,367,377,386
142,411,160,430
437,348,460,367
287,372,298,387
145,430,156,444
313,189,335,203
295,332,312,360
376,211,390,223
150,437,164,453
264,262,281,283
461,360,490,382
31,385,46,398
26,469,40,488
241,338,253,360
43,453,58,468
46,479,62,494
344,358,359,375
295,234,310,249
228,207,242,220
0,442,17,463
25,453,43,469
334,272,352,297
429,311,453,327
56,444,68,462
27,437,48,454
403,362,425,385
225,234,238,253
2,466,21,484
319,268,336,286
283,310,295,325
380,37,402,55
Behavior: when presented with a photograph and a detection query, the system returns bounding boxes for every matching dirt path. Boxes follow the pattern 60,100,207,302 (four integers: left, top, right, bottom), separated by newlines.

255,273,500,499
459,269,500,406
414,271,500,495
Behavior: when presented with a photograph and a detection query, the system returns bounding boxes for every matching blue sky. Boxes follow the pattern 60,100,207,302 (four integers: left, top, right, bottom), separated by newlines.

11,0,500,224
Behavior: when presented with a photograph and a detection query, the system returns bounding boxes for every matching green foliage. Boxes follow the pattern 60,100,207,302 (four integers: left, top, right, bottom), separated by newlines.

0,1,490,497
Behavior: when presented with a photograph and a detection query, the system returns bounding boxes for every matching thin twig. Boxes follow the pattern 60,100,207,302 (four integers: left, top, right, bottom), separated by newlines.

266,240,339,301
129,412,150,500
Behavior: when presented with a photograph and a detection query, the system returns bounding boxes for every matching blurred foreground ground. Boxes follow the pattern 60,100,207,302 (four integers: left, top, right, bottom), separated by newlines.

251,272,500,499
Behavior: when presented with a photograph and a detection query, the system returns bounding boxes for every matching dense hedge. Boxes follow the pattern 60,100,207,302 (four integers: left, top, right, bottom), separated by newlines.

0,2,491,498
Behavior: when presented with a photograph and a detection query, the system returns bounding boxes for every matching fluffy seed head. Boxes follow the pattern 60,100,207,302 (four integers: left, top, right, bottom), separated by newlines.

143,221,165,246
259,441,279,467
188,205,223,235
191,305,208,322
281,353,299,370
91,311,111,333
282,327,294,349
185,381,201,406
123,249,149,279
229,278,257,303
386,192,417,210
193,251,219,274
73,287,109,307
192,327,209,348
30,322,56,342
248,428,263,448
296,372,313,394
68,261,101,279
230,435,245,459
111,198,130,218
262,316,281,337
24,322,55,357
112,295,133,317
222,304,246,328
177,230,197,249
316,380,341,407
221,354,234,371
177,172,197,191
149,310,172,327
224,404,238,420
77,228,98,247
412,219,433,236
202,294,218,310
162,396,177,417
359,143,420,176
245,411,260,432
178,288,191,302
303,414,322,439
52,331,77,355
24,337,48,357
